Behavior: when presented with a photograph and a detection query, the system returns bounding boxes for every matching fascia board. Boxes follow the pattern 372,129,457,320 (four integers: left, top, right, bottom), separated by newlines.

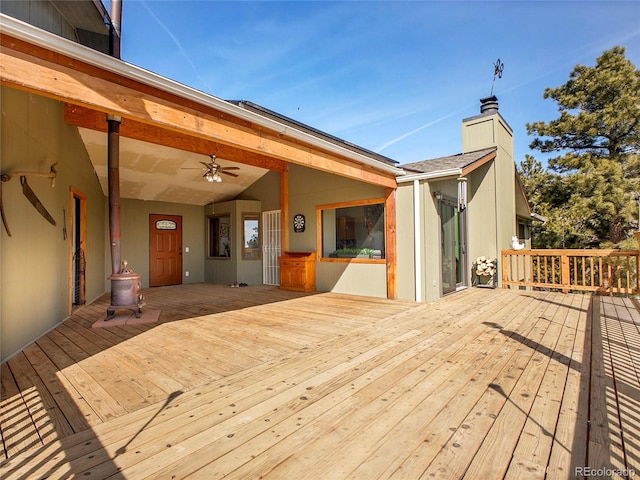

396,168,462,183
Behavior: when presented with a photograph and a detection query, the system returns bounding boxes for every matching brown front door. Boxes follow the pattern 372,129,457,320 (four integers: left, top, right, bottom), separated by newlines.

149,214,183,287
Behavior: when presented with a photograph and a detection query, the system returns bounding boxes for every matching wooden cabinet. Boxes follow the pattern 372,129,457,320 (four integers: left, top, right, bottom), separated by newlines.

279,251,316,292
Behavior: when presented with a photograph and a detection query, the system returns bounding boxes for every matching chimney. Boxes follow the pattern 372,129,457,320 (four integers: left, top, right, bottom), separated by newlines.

480,95,499,114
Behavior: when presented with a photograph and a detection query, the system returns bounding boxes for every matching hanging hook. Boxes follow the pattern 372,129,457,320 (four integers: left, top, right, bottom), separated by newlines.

1,162,58,187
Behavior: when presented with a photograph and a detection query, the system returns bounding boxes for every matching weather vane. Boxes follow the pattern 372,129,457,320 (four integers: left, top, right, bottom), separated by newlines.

490,58,504,96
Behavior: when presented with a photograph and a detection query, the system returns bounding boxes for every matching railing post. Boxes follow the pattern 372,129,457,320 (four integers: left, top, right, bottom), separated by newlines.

635,232,640,293
502,252,508,289
561,253,570,293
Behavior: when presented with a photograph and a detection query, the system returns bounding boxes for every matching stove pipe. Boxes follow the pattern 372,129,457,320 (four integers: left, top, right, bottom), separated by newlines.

107,114,122,275
109,0,122,59
105,1,143,318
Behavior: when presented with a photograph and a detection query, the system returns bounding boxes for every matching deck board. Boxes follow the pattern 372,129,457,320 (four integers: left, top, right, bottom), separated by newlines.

334,289,542,480
604,296,640,474
0,361,42,460
503,293,580,479
461,292,571,479
1,284,639,479
545,294,590,479
416,291,556,479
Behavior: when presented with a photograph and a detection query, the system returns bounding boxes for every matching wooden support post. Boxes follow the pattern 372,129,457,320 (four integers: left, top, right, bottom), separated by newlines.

281,167,289,253
501,253,509,288
561,253,570,293
385,187,397,300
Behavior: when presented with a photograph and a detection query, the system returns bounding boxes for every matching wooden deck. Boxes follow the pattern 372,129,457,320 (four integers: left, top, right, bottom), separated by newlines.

1,284,639,479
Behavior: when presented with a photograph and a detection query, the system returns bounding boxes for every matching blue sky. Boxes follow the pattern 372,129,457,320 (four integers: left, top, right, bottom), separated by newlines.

107,1,640,166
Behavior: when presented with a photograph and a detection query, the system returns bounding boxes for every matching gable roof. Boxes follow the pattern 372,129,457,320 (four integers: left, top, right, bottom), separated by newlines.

397,147,497,182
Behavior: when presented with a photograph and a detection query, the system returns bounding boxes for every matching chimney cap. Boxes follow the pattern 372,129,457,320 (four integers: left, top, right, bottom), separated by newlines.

480,95,499,114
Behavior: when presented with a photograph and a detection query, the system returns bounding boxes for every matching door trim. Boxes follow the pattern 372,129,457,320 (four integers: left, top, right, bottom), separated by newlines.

149,214,183,287
68,188,87,313
439,197,467,296
262,210,282,285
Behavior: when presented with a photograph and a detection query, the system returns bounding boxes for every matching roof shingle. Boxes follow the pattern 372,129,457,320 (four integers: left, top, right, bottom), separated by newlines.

401,147,497,175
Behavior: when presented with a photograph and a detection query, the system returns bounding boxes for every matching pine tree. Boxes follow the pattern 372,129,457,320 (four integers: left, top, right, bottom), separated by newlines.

526,46,640,247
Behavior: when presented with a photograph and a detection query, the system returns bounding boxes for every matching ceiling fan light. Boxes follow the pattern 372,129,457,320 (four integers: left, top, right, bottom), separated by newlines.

214,174,222,183
206,172,215,182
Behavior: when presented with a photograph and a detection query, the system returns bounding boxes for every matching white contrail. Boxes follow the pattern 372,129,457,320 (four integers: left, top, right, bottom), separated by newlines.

140,0,214,93
376,110,462,153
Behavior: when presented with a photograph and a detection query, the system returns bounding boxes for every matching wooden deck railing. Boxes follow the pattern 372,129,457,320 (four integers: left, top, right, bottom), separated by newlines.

502,249,640,295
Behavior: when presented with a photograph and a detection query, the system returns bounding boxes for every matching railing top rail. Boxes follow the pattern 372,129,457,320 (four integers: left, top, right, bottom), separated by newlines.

502,249,639,256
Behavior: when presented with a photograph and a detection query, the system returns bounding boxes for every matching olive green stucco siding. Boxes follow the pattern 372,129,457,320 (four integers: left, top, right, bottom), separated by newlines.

1,89,106,361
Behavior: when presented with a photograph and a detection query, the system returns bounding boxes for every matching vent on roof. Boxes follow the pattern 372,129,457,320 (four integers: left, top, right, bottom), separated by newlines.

480,96,499,114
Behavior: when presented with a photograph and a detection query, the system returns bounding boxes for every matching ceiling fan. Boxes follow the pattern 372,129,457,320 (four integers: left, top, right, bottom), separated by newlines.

182,155,240,183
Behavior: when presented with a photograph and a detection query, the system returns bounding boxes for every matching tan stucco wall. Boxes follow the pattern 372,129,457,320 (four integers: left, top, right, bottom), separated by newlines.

114,199,206,290
397,110,517,302
395,183,417,301
236,170,281,212
466,162,498,269
288,164,388,297
463,112,515,286
203,199,262,286
1,89,106,362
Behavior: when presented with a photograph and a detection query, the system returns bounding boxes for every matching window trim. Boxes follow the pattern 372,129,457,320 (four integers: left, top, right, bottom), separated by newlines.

242,212,261,260
316,198,387,264
207,214,232,259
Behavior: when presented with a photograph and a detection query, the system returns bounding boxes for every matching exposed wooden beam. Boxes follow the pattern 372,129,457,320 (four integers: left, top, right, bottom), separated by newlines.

64,104,287,172
1,34,252,128
1,39,397,189
385,187,397,299
281,168,290,253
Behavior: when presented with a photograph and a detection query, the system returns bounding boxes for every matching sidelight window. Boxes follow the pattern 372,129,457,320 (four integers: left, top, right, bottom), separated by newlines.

242,213,260,260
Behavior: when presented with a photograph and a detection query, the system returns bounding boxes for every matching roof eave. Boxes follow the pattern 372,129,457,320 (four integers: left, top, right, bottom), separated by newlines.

396,168,463,183
0,14,405,178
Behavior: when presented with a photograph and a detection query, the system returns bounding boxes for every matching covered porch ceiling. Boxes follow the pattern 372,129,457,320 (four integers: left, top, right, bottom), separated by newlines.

77,127,270,206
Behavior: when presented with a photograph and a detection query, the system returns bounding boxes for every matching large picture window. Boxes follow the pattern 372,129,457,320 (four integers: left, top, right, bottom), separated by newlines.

208,215,231,258
318,199,385,260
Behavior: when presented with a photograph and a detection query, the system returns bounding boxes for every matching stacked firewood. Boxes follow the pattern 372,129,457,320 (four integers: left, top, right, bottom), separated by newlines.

475,256,496,277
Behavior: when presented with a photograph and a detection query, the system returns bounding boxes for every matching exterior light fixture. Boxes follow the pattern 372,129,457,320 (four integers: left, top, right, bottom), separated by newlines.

434,191,442,200
457,177,468,211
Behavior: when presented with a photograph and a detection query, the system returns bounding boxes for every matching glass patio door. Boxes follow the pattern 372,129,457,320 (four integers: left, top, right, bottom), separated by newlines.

440,200,465,295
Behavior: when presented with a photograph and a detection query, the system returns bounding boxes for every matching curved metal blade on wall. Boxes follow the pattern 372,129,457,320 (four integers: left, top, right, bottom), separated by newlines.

0,162,59,234
0,177,10,236
21,176,56,226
